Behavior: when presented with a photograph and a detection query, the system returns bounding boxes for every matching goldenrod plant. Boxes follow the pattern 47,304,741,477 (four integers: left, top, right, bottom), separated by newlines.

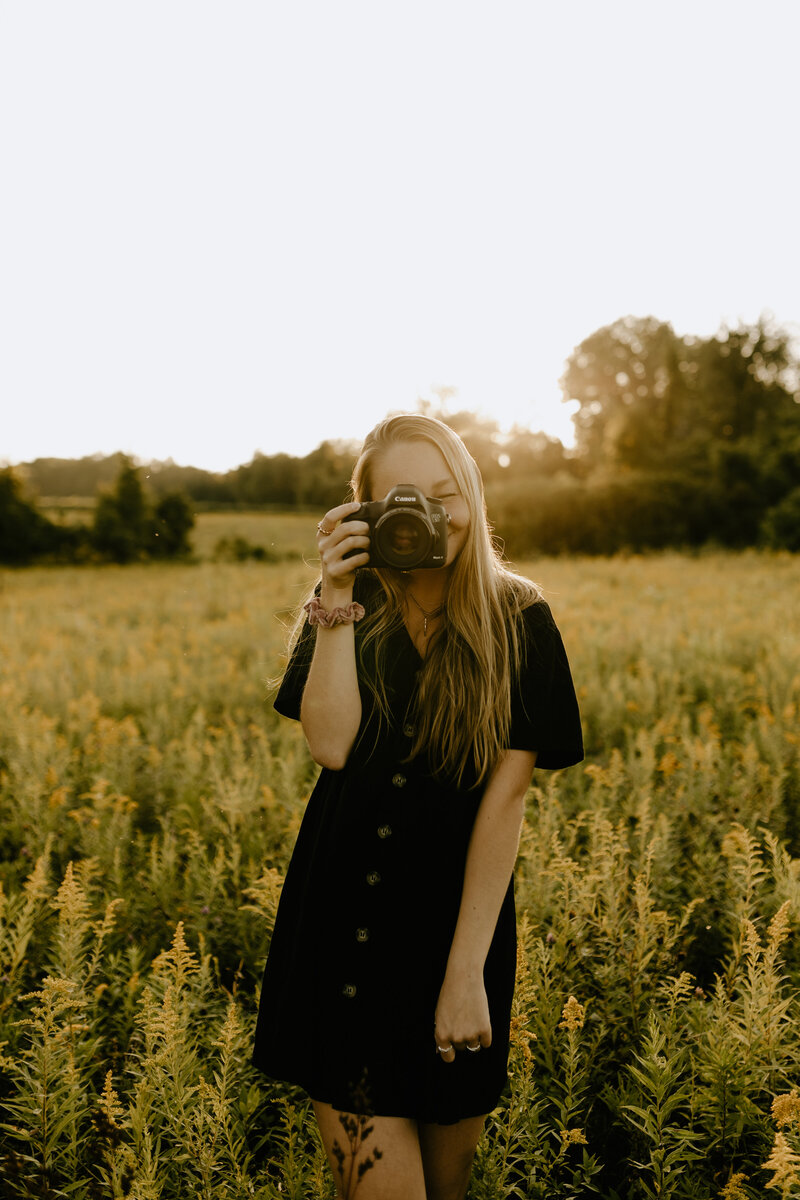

0,549,799,1198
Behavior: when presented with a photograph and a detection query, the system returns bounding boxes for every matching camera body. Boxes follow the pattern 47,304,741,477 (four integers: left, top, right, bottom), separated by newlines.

343,484,448,570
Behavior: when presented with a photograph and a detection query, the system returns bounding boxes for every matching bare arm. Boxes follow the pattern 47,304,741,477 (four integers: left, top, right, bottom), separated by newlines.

434,748,537,1059
299,501,371,769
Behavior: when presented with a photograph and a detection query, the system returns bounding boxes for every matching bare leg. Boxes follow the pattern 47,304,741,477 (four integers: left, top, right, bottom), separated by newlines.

312,1099,427,1200
418,1114,488,1200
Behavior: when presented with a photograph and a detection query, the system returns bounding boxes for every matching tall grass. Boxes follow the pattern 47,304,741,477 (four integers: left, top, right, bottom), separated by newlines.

0,551,798,1198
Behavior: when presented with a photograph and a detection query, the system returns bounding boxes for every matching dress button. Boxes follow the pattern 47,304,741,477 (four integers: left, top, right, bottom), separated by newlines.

356,927,370,942
392,773,407,788
403,724,414,737
377,824,393,839
342,983,357,998
366,870,381,886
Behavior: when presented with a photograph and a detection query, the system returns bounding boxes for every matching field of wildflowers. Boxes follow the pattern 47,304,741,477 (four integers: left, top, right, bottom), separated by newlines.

1,544,799,1198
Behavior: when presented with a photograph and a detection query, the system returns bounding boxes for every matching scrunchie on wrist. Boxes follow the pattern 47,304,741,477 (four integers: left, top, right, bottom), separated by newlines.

304,596,366,627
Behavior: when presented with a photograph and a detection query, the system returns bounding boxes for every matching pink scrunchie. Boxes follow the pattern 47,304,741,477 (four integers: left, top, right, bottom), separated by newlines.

304,596,366,627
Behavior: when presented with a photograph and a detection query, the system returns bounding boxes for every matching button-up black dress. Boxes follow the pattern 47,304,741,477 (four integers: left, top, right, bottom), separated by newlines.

252,575,583,1124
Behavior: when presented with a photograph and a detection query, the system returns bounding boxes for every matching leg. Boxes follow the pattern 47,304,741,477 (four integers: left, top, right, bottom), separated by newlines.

312,1099,427,1200
418,1114,487,1200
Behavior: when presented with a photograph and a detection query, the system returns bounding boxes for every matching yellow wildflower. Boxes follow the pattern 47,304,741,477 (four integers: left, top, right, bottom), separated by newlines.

99,1070,125,1127
559,996,585,1031
719,1172,749,1199
772,1091,800,1129
767,901,792,952
763,1130,800,1190
741,919,761,960
560,1128,588,1147
658,751,682,777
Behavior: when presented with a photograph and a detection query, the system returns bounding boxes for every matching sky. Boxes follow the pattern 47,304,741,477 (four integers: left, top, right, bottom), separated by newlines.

2,0,799,472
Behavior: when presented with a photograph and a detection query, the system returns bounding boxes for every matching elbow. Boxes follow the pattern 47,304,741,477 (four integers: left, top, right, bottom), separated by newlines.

309,745,351,771
300,694,361,770
302,726,357,771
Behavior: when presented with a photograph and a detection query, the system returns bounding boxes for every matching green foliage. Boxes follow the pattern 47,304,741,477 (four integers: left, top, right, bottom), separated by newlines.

0,469,87,565
762,488,800,552
151,492,195,559
0,460,194,566
212,535,280,563
91,457,195,563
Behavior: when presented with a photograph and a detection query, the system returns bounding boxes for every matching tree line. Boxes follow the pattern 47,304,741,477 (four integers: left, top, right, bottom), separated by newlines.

0,461,194,565
3,314,799,563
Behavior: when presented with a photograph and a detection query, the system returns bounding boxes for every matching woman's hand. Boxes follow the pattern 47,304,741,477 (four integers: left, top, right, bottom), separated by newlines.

434,968,492,1064
317,501,370,596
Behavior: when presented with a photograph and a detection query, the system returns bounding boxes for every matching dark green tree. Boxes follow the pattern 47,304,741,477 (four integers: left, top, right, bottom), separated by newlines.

761,487,800,551
150,492,195,558
91,459,150,563
91,459,194,562
0,470,55,564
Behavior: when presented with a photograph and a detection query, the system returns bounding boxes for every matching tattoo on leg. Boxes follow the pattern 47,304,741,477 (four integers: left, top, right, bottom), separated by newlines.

331,1110,384,1198
329,1074,384,1198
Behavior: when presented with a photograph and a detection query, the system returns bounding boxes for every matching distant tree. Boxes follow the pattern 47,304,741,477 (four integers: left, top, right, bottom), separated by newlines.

761,487,800,551
297,440,361,507
562,315,800,474
0,469,55,563
91,459,194,562
92,459,150,563
150,492,195,558
560,316,693,469
21,452,129,498
0,469,89,564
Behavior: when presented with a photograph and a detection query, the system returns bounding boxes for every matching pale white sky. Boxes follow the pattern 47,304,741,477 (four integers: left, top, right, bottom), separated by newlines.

2,0,798,471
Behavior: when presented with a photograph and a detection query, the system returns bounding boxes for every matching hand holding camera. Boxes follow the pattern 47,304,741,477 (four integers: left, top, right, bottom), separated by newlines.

316,501,370,594
342,484,448,570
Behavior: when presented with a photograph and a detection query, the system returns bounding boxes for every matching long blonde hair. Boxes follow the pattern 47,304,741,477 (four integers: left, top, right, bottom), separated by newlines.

349,413,541,787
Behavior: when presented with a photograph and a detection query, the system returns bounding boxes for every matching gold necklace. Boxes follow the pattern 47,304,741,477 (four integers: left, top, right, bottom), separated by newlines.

406,591,445,636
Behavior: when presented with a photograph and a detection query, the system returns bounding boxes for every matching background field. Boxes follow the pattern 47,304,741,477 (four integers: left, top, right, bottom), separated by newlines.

1,544,800,1198
37,505,322,562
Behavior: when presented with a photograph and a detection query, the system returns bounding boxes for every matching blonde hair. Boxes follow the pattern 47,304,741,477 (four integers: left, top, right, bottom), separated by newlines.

348,413,541,787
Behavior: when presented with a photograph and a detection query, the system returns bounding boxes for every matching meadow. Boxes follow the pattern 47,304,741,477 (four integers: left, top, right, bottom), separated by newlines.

1,527,799,1199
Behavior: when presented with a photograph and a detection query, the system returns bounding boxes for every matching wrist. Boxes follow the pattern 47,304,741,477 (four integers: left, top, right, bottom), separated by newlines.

445,953,485,983
320,579,354,608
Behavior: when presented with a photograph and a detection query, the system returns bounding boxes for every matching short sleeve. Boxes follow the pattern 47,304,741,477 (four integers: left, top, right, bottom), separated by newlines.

272,584,321,721
508,599,584,769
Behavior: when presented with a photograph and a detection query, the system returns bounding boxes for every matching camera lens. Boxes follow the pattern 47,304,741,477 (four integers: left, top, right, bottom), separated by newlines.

374,510,432,568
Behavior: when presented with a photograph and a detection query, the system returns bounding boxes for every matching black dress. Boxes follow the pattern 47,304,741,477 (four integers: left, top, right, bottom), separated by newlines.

251,574,583,1124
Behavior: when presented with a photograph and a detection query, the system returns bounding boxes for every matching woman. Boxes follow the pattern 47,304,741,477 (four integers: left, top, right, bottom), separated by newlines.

252,414,583,1200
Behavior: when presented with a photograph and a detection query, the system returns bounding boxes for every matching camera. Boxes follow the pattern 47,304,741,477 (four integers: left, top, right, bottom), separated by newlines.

343,484,449,570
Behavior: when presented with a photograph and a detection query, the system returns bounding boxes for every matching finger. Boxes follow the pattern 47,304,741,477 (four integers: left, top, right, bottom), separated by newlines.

481,1028,492,1049
321,534,370,561
436,1043,456,1064
319,500,362,532
325,521,370,544
322,543,370,574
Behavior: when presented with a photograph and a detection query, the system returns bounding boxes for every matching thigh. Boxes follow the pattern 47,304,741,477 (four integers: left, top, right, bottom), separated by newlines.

312,1099,427,1200
418,1113,488,1200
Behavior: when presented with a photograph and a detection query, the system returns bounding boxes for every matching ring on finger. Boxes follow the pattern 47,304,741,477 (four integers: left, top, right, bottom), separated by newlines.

316,522,334,536
466,1042,481,1052
436,1043,454,1054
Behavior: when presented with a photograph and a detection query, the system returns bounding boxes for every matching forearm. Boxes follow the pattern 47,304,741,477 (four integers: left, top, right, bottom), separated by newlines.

445,749,536,979
300,581,362,769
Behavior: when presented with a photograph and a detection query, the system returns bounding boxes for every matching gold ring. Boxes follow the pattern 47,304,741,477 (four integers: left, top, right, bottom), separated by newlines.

316,523,334,536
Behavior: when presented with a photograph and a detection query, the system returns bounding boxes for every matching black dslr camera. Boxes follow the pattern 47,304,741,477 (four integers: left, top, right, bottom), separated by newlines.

343,484,448,570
